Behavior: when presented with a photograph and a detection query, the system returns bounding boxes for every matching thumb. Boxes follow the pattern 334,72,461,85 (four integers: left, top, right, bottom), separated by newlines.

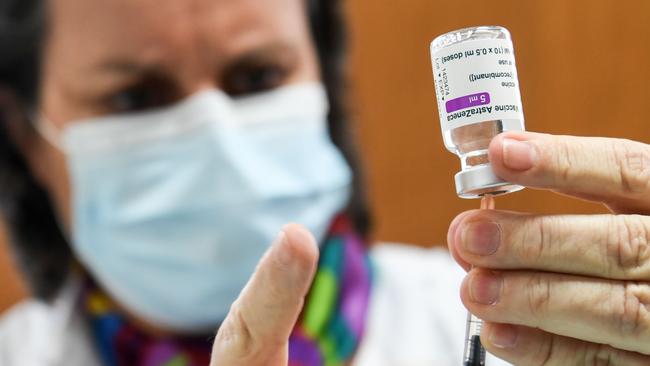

211,224,319,366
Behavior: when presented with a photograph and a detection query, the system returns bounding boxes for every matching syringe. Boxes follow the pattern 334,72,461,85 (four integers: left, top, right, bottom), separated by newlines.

463,194,495,366
463,313,486,366
429,25,526,366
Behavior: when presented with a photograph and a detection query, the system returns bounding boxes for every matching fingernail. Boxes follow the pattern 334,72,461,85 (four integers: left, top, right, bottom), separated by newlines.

461,221,501,256
468,271,502,305
272,230,291,266
488,324,519,349
503,138,538,171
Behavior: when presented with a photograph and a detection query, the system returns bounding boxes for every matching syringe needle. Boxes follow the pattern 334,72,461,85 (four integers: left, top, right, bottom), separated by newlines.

463,194,495,366
480,194,495,210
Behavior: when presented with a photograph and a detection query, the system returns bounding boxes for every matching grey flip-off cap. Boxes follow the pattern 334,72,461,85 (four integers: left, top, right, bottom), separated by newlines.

454,164,524,199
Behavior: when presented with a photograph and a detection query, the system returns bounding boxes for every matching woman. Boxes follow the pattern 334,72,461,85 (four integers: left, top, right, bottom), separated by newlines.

0,0,649,365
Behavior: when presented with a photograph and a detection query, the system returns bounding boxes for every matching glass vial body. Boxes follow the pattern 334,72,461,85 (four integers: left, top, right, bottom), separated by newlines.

430,26,525,198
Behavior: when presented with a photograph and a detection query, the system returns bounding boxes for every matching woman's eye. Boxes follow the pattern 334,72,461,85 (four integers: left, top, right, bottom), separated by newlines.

107,87,167,113
105,78,178,113
223,64,289,97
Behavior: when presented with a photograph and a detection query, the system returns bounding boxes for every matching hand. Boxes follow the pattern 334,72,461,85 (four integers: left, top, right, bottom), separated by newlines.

211,224,319,365
448,132,650,365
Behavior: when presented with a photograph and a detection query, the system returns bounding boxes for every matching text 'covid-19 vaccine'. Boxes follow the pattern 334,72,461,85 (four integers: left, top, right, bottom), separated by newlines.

430,26,525,199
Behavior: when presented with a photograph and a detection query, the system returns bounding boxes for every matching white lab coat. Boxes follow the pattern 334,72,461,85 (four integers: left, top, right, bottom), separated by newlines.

0,244,511,366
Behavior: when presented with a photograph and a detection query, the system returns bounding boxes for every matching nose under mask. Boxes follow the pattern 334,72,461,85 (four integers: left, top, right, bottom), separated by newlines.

37,83,353,331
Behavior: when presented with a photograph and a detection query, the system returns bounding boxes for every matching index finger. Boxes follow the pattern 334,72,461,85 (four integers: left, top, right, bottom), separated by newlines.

212,224,319,365
449,209,650,281
489,131,650,213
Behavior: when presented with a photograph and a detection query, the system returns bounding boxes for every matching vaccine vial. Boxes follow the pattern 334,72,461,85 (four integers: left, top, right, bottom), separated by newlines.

430,26,525,198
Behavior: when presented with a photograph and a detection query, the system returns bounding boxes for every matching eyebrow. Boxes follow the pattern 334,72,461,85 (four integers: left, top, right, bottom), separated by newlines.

94,59,168,76
95,39,298,69
228,42,300,65
90,40,300,86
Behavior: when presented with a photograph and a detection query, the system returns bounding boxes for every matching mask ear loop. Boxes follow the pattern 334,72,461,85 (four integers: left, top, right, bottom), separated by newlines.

28,111,65,151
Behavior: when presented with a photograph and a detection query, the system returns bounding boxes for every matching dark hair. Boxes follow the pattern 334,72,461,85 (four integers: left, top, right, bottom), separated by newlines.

0,0,371,301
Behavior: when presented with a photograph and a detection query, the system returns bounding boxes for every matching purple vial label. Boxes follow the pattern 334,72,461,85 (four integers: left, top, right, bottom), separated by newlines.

445,92,491,113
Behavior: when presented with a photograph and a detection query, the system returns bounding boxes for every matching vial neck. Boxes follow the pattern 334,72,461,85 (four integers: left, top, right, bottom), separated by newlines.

460,149,490,170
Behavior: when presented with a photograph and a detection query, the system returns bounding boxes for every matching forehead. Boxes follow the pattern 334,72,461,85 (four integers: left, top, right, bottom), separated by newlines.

48,0,310,68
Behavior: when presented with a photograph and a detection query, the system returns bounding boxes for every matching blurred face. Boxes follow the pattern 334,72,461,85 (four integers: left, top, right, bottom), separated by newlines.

31,0,320,232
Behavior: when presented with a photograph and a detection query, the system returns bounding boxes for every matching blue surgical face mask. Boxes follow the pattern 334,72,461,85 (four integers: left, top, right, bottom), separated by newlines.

37,83,352,331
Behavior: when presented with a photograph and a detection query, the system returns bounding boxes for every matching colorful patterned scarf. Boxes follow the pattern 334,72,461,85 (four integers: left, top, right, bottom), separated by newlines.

83,215,373,366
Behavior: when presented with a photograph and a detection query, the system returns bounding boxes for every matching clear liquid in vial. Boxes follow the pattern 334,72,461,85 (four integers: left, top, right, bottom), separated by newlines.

431,26,525,198
443,119,521,170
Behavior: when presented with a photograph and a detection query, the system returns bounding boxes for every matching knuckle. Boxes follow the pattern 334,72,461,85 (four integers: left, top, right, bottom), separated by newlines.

606,216,650,278
583,343,621,366
533,333,577,366
535,335,618,366
526,272,553,318
612,282,650,339
535,332,556,366
214,301,261,361
611,139,650,196
519,216,556,262
550,137,575,185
